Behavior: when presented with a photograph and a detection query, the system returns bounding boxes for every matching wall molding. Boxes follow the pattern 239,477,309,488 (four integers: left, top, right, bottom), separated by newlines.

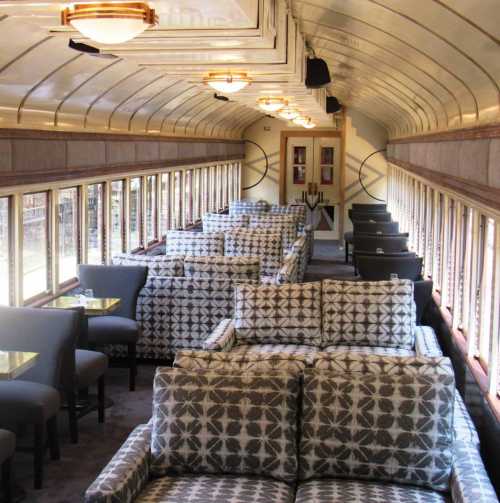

388,157,500,212
389,122,500,144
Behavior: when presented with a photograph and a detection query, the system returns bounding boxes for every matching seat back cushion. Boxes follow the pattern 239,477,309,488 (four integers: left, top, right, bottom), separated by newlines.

165,231,224,256
234,282,322,346
112,253,184,278
183,255,260,281
322,279,416,349
151,368,299,483
229,199,269,215
224,230,282,276
174,349,307,374
202,213,249,233
249,214,298,250
270,204,306,226
299,366,455,491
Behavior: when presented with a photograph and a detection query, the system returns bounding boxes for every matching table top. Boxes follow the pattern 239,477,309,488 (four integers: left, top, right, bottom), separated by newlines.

42,296,121,316
0,351,39,380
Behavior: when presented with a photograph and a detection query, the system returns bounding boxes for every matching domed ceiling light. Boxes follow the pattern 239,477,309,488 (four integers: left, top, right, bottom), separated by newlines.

257,97,287,113
278,107,299,120
61,2,158,45
303,118,316,129
203,72,251,93
293,115,307,126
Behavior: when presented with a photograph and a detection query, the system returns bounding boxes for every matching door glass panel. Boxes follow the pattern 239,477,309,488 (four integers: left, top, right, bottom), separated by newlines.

110,180,124,257
23,192,48,300
320,147,334,184
58,187,79,283
0,197,10,305
87,184,104,265
293,146,306,184
129,177,142,250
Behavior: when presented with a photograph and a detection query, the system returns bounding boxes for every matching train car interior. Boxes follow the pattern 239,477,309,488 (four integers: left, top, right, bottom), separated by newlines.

0,1,498,502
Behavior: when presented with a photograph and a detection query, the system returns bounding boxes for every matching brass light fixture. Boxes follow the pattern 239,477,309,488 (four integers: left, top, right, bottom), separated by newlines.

203,72,251,93
61,2,158,44
257,97,287,113
278,107,299,120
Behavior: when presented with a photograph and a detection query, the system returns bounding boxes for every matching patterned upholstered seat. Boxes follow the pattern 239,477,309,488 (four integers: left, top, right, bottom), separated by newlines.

202,213,249,233
112,253,184,278
230,344,320,366
135,475,295,503
165,231,224,256
229,199,270,215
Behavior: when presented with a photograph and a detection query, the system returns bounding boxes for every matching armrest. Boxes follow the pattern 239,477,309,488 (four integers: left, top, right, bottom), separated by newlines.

85,423,152,503
203,319,236,351
414,325,443,357
276,252,299,284
450,441,498,503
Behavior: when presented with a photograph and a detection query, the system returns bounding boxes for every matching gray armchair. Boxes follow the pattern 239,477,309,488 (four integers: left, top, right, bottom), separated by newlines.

0,306,78,489
78,265,148,391
0,429,15,503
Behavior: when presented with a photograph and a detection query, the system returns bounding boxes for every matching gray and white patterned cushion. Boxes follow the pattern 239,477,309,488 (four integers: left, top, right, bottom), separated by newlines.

136,277,255,359
270,204,306,227
322,345,416,357
224,230,282,276
454,393,480,447
184,255,260,281
112,253,184,278
234,282,322,347
295,478,448,503
135,474,294,503
165,231,224,256
415,325,443,357
173,349,307,374
299,368,455,491
322,279,416,349
151,368,299,483
85,423,152,503
203,319,236,351
248,215,298,250
450,440,498,503
202,213,249,233
290,236,308,282
229,200,270,216
230,344,319,366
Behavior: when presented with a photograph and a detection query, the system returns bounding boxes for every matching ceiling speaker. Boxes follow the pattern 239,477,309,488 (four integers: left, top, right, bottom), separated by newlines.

305,57,331,88
326,96,342,113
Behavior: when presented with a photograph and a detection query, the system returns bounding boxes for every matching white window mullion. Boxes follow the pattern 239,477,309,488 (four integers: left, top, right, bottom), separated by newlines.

488,222,500,395
467,210,481,358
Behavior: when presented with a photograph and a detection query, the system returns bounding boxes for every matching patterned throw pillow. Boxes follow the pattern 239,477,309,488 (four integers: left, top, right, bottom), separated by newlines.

322,279,416,349
234,282,323,347
184,255,260,281
165,231,224,256
249,214,298,250
173,349,307,374
224,230,282,276
299,368,455,491
270,204,306,226
112,253,184,278
202,213,249,233
151,368,299,483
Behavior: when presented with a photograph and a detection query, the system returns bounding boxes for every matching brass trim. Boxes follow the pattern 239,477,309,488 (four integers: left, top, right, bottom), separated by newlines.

61,2,157,26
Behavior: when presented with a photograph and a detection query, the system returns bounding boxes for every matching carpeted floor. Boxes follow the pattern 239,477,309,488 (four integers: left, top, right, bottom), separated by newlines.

12,240,355,502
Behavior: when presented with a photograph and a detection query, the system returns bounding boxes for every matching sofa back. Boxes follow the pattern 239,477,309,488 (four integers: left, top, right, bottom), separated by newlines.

165,230,224,256
112,252,184,278
136,276,257,359
229,199,269,215
184,255,260,281
224,229,282,276
150,367,300,483
270,203,306,227
202,213,249,233
248,214,298,250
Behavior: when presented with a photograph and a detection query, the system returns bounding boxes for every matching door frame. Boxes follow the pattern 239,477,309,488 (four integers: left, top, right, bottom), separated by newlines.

279,122,346,238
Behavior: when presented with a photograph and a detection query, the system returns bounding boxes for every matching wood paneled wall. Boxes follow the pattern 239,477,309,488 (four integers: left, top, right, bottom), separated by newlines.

0,129,245,187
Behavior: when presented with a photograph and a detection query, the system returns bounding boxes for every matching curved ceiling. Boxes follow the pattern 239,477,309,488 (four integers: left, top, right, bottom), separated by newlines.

0,0,498,140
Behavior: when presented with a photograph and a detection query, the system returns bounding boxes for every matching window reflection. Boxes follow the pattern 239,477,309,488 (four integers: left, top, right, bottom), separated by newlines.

129,177,142,250
58,187,79,283
87,184,104,264
110,180,124,256
0,197,10,305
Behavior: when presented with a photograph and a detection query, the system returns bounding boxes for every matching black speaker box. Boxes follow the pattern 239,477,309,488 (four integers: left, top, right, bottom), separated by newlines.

326,96,342,113
305,57,331,88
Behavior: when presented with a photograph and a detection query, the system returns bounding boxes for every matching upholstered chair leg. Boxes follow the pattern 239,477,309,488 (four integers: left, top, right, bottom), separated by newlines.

345,241,349,263
47,416,60,461
1,457,12,503
97,376,105,423
33,423,45,489
128,343,136,391
67,391,78,444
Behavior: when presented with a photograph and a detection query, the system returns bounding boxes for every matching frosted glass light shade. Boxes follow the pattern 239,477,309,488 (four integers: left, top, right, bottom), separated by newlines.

204,72,251,93
303,119,316,129
61,3,157,45
293,116,307,126
279,107,299,120
257,97,287,112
